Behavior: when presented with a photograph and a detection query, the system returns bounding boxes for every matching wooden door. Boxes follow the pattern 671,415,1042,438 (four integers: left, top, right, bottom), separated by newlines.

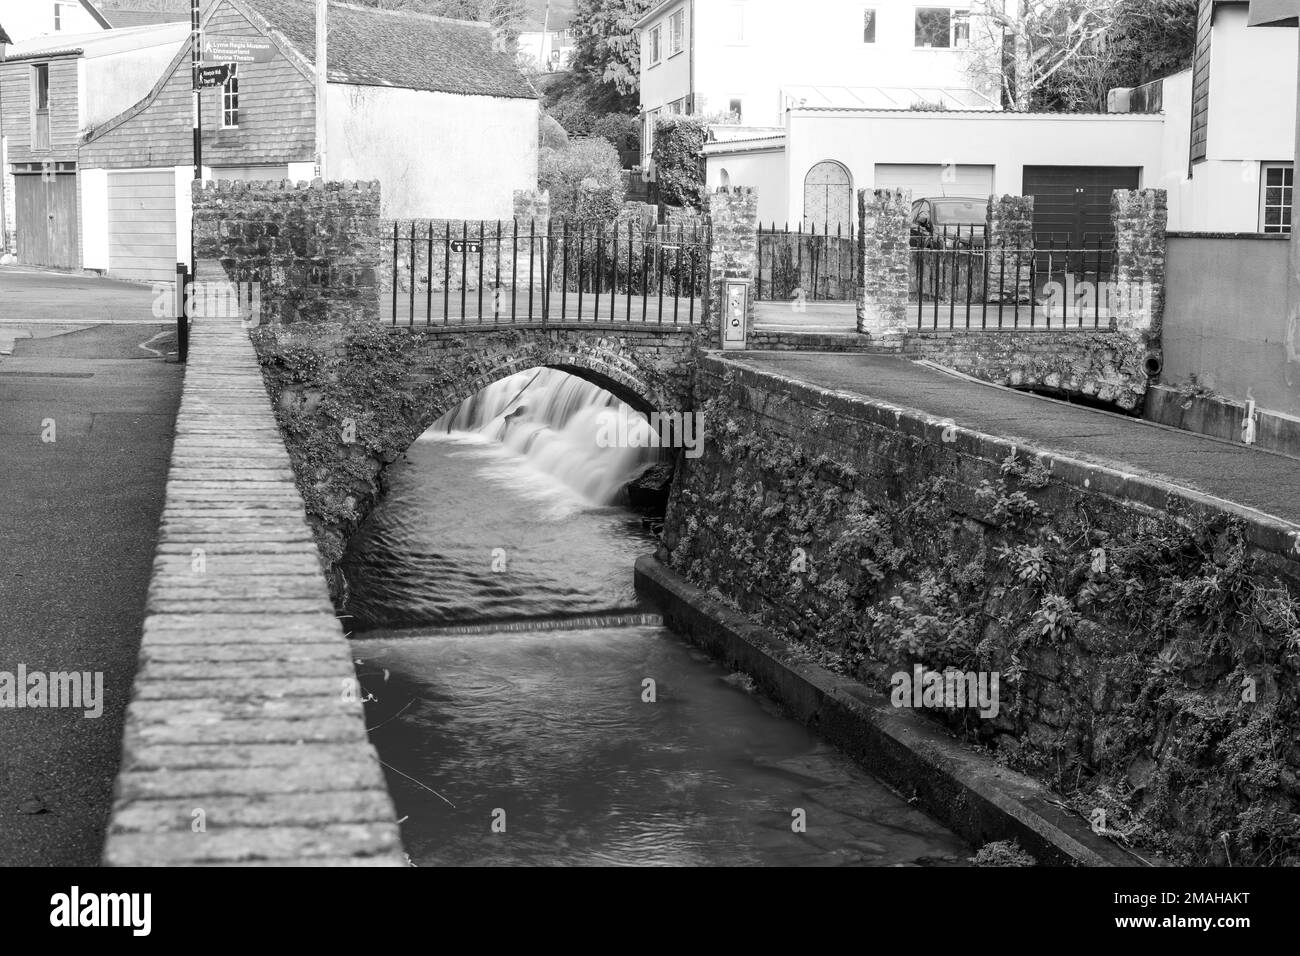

15,172,78,269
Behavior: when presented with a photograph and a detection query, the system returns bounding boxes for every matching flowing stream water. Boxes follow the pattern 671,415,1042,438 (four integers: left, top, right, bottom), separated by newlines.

343,369,969,866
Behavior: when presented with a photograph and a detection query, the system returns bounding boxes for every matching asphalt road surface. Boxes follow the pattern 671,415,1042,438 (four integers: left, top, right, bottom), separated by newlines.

0,321,181,866
0,266,164,325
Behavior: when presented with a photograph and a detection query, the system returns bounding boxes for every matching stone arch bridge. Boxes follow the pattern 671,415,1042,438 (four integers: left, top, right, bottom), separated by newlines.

250,320,707,597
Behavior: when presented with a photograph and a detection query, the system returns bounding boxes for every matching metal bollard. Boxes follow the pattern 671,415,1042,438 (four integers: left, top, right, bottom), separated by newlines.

175,262,189,363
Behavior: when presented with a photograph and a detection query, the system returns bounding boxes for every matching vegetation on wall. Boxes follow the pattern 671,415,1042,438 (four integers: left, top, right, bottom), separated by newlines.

665,377,1300,864
249,323,453,598
539,136,626,221
651,115,707,211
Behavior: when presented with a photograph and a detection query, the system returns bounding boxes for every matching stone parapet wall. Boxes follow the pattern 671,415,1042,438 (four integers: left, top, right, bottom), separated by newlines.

192,179,381,325
103,312,403,866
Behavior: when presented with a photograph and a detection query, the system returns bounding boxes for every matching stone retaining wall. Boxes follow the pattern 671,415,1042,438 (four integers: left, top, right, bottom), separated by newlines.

659,353,1300,865
103,312,403,866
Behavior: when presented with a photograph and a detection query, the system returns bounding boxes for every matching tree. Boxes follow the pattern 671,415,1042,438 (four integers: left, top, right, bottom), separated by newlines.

539,138,626,222
966,0,1121,111
1043,0,1197,111
570,0,654,103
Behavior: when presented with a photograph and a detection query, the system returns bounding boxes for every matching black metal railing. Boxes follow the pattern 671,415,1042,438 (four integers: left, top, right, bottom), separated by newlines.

757,222,857,302
909,237,1119,330
382,219,709,327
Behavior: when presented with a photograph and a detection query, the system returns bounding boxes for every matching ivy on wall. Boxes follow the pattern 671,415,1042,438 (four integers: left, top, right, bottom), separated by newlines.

663,373,1300,865
651,115,708,211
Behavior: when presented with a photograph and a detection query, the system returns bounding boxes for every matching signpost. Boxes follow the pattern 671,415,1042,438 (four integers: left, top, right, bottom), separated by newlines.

196,63,234,88
201,36,276,64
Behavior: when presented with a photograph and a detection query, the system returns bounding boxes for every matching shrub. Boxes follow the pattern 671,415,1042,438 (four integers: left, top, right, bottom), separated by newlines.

539,112,570,151
651,115,707,210
590,113,641,155
539,138,626,223
546,93,601,137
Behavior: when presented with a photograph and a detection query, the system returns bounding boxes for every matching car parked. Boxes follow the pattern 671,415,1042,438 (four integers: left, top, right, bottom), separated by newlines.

910,197,988,248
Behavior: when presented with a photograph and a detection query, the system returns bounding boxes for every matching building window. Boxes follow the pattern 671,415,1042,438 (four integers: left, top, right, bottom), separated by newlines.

728,98,743,122
54,2,64,30
1261,163,1293,234
669,9,685,56
863,9,876,43
222,72,239,129
915,7,969,48
648,24,662,65
32,64,51,151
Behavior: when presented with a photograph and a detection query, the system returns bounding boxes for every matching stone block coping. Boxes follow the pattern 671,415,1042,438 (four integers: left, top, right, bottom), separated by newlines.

102,312,404,866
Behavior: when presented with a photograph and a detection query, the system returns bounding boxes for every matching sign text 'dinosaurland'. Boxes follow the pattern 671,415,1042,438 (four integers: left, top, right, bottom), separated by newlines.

202,35,276,64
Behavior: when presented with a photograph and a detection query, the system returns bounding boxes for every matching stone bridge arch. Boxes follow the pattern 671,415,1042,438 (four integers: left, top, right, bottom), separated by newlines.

251,321,701,601
402,330,676,439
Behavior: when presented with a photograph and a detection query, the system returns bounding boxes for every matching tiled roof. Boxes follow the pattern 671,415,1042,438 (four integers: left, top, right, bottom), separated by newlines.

106,10,188,28
244,0,537,99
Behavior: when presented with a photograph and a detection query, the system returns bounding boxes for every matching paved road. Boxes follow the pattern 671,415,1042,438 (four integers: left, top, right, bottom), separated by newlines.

0,266,163,325
730,351,1300,526
0,323,181,865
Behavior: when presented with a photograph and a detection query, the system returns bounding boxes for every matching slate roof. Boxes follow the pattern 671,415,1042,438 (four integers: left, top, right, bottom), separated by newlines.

105,10,188,28
245,0,537,99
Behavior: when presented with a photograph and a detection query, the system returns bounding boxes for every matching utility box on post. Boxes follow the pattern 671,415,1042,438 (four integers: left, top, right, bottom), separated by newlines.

723,280,748,350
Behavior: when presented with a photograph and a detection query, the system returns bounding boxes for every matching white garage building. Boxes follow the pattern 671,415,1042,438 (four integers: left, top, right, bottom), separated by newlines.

706,93,1167,247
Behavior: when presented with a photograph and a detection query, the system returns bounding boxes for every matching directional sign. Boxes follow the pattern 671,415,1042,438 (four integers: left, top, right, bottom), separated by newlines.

195,64,235,89
201,36,276,64
450,240,483,255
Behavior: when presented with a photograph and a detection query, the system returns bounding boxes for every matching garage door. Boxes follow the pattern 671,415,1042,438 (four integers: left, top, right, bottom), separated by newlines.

874,164,995,202
1022,166,1140,249
14,171,78,269
108,170,177,284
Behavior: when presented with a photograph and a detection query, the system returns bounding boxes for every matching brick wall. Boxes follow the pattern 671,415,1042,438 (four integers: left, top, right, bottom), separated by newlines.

192,179,381,324
661,354,1300,864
